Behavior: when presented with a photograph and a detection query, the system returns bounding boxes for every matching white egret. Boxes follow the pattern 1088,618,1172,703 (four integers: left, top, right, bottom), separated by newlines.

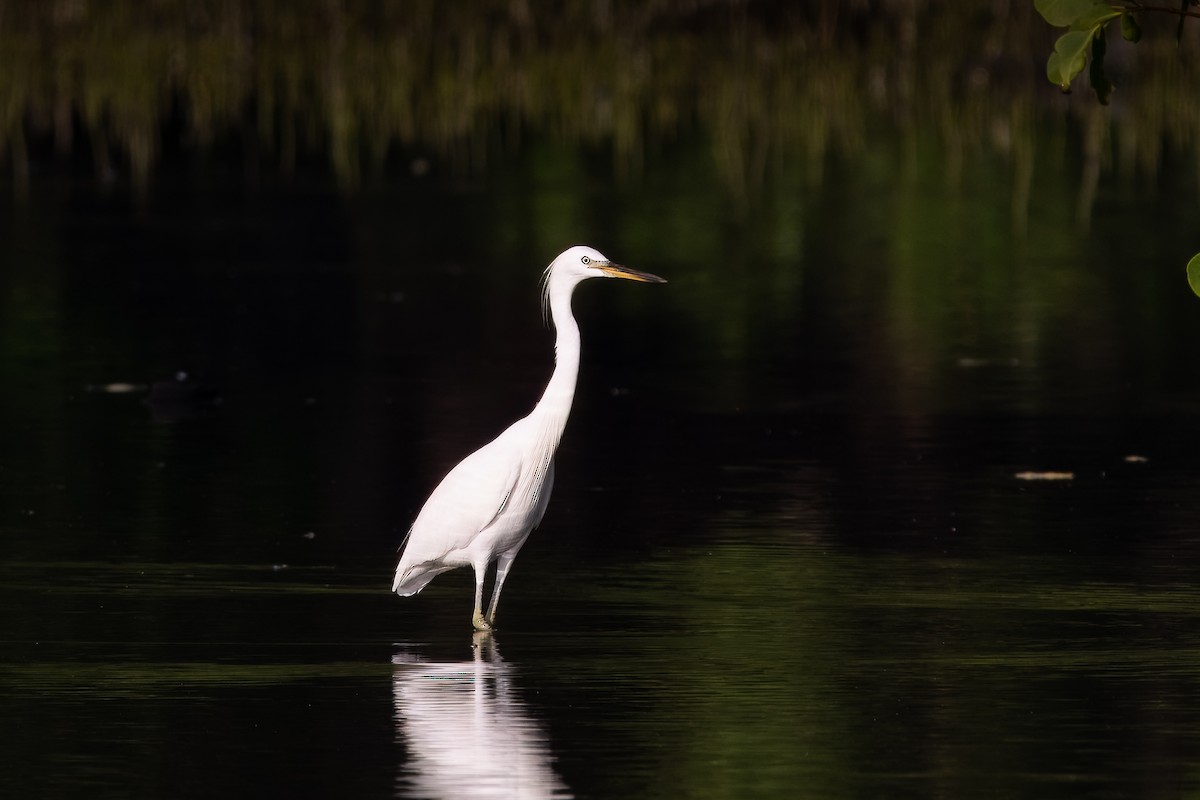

392,245,666,630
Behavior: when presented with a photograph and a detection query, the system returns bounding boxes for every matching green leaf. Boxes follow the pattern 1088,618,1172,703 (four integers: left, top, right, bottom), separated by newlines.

1120,12,1142,42
1089,29,1113,104
1070,5,1122,31
1188,253,1200,298
1047,30,1092,89
1044,3,1122,94
1035,0,1110,27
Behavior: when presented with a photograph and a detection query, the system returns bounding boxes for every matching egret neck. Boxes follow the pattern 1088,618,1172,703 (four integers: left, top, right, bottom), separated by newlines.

531,273,583,452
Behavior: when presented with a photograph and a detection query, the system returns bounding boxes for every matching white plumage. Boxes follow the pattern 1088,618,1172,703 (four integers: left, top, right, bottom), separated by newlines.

392,245,665,630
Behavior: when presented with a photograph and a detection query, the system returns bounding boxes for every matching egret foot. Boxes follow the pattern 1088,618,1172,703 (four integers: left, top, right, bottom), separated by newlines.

472,611,493,632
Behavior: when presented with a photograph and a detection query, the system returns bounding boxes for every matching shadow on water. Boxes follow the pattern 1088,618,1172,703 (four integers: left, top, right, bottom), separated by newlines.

392,633,572,800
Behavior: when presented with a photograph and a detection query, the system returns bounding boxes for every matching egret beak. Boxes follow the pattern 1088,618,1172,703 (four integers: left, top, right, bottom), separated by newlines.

595,262,667,283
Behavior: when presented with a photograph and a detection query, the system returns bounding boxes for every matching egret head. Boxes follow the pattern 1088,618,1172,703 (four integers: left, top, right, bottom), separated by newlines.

541,245,666,323
550,245,665,283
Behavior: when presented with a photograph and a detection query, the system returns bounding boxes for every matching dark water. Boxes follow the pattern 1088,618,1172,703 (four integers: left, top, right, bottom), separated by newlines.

4,37,1200,795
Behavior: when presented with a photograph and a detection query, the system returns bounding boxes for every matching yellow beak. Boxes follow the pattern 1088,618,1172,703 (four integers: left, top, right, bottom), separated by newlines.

596,262,667,283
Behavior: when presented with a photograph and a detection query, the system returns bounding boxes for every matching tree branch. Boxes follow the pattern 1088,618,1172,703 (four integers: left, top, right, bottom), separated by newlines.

1125,3,1200,20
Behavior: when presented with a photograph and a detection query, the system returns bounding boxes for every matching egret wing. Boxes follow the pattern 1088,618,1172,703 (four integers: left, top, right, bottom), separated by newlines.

398,436,524,567
529,458,555,530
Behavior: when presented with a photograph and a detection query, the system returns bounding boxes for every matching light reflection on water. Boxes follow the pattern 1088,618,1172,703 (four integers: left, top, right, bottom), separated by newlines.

521,537,1200,799
392,634,572,800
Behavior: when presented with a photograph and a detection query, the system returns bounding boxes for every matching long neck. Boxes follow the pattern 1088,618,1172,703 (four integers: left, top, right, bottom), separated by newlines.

531,281,581,446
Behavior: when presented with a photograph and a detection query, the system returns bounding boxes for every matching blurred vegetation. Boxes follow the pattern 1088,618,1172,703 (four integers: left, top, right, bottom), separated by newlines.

1,0,1198,202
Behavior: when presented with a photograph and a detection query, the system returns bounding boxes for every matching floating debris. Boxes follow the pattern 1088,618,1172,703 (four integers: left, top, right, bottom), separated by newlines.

1122,455,1149,464
86,382,146,394
1014,471,1075,481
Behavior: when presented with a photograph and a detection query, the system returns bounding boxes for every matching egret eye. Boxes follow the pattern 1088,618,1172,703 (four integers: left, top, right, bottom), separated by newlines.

581,256,591,264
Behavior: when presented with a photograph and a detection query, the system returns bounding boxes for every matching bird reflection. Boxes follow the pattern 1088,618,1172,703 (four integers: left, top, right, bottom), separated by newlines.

392,634,572,799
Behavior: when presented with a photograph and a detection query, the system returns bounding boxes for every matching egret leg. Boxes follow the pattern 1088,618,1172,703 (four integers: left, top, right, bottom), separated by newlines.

471,561,492,632
484,554,516,627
